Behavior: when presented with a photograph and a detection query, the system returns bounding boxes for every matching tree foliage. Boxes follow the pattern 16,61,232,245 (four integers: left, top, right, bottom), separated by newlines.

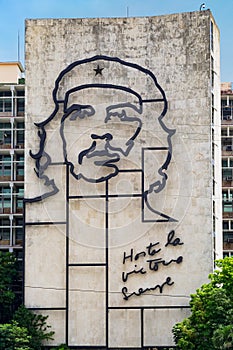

0,321,31,350
0,252,18,322
173,257,233,349
13,305,54,350
0,252,55,348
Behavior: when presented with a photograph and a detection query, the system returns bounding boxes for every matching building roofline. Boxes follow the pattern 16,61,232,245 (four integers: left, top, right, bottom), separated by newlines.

0,61,24,72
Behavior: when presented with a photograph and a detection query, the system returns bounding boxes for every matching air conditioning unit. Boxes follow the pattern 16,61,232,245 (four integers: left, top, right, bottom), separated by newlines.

226,176,233,181
227,115,233,120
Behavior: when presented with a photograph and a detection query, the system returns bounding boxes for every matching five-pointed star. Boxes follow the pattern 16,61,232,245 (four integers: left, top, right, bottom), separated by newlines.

94,65,104,76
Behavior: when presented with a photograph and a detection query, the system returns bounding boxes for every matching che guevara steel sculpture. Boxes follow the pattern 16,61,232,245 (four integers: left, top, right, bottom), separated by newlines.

25,55,176,223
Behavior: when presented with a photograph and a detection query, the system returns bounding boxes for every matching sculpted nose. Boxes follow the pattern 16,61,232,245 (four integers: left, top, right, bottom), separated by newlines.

91,133,113,141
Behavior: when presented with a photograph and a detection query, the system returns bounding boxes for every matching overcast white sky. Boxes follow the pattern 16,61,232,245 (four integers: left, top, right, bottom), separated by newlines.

0,0,232,81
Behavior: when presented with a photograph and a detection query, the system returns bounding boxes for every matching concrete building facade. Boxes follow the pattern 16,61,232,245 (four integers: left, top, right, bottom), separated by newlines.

0,62,25,317
0,63,24,258
24,11,221,348
221,82,233,257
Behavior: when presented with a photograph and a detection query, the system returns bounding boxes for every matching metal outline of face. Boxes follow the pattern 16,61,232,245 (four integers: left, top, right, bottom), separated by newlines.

25,55,175,207
60,89,143,183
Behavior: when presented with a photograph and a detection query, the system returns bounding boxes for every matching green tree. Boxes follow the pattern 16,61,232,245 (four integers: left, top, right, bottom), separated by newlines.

0,252,18,322
13,305,54,350
0,321,31,350
173,257,233,350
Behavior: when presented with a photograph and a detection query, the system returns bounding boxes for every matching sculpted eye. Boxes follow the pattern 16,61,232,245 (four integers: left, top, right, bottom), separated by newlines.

68,105,95,121
105,103,142,123
106,110,125,122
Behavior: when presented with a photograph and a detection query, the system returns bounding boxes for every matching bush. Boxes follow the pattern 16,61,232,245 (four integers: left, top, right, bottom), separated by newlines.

0,321,31,350
0,252,18,322
13,305,54,349
173,257,233,349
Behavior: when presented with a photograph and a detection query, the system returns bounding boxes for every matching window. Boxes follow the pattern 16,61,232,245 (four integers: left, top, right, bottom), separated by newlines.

0,155,11,177
0,218,10,245
16,155,24,177
16,187,24,211
223,252,233,258
12,218,23,245
0,218,10,227
223,220,229,230
222,99,227,107
222,190,233,201
224,233,233,241
15,227,23,245
222,138,232,148
0,91,12,113
223,106,233,120
0,227,10,245
223,202,233,213
221,128,227,136
0,122,11,146
223,190,228,200
222,159,228,167
17,98,25,114
223,169,233,180
16,122,24,146
0,187,11,213
17,91,24,97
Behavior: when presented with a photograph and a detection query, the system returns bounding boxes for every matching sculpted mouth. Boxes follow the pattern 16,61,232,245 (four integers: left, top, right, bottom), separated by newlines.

93,156,120,166
78,140,120,165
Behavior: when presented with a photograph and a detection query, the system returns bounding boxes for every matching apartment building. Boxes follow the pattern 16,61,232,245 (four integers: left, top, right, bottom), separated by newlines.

0,62,25,276
221,82,233,257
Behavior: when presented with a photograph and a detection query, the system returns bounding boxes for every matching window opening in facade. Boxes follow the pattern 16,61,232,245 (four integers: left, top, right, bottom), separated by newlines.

0,186,11,214
0,155,11,179
16,122,24,147
16,155,24,179
16,95,25,115
0,122,11,147
0,218,10,246
15,187,24,213
0,91,11,113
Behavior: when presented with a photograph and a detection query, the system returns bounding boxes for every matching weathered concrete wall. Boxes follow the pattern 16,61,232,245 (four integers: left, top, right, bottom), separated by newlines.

24,10,220,347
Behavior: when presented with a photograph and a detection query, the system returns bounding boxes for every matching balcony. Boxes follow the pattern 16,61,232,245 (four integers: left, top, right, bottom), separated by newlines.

222,150,233,157
222,118,233,125
223,212,233,219
0,207,11,214
223,241,233,250
222,179,233,188
15,207,23,214
0,239,10,246
15,143,24,149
